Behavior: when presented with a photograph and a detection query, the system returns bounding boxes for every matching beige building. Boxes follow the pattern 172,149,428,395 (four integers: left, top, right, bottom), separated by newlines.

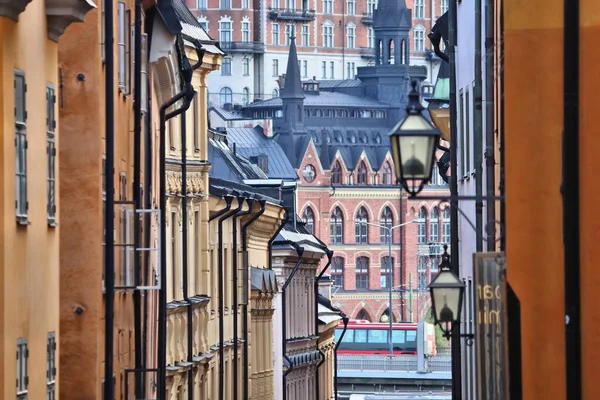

0,1,93,399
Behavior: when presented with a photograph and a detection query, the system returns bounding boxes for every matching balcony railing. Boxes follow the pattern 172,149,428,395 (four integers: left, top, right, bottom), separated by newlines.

268,8,316,21
220,41,265,54
417,242,446,256
359,47,375,59
337,354,452,373
361,12,373,24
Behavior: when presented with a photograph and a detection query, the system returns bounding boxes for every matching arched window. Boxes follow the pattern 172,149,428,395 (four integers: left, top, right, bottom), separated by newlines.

331,161,342,184
418,207,427,244
219,87,232,106
330,207,344,244
356,308,371,321
356,161,368,184
355,207,368,243
356,256,369,289
430,207,439,242
380,207,393,243
241,87,250,106
380,256,394,288
442,208,450,243
331,256,344,287
382,162,392,185
272,88,279,98
303,207,315,234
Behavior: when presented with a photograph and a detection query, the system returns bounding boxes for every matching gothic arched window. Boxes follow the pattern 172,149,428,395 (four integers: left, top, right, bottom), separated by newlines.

356,256,370,289
355,207,369,243
331,161,342,185
303,207,315,234
430,207,439,242
330,207,344,244
382,162,392,185
380,207,393,243
418,207,427,244
356,161,368,184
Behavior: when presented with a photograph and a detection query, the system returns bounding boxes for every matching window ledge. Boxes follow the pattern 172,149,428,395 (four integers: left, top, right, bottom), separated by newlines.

46,0,97,42
16,217,31,226
0,0,33,20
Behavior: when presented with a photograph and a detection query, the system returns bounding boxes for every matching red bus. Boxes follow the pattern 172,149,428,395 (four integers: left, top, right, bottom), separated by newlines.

334,320,419,355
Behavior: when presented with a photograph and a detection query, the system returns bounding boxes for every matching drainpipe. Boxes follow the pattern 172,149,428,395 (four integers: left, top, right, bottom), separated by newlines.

232,197,255,400
103,0,115,398
314,249,334,399
474,0,484,253
282,243,305,400
484,0,496,251
334,316,349,400
132,0,143,397
216,196,244,400
180,42,204,400
268,212,289,270
241,200,266,400
157,38,196,398
563,0,581,397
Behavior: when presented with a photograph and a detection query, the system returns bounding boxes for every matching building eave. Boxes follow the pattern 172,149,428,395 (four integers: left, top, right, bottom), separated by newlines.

45,0,96,42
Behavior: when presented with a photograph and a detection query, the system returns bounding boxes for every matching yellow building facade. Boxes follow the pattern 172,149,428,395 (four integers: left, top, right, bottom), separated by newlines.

0,1,93,399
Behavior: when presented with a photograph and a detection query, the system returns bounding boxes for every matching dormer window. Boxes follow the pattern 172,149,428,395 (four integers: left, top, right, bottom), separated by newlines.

257,154,268,174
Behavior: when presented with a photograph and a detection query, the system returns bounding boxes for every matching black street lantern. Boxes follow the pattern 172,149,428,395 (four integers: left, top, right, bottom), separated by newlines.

389,80,441,196
428,245,465,340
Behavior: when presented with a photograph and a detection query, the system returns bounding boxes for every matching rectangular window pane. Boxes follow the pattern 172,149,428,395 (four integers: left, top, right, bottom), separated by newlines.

47,85,56,223
354,330,367,343
15,71,27,221
118,2,126,88
392,330,406,344
368,330,387,343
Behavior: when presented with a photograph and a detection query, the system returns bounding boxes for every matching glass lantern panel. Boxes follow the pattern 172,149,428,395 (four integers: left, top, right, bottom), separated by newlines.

399,114,436,130
398,135,437,179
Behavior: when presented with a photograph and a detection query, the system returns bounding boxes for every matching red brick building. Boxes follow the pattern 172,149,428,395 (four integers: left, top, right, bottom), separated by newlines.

185,0,448,106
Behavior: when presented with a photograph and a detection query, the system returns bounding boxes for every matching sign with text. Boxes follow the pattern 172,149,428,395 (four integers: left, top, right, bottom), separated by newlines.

474,252,507,400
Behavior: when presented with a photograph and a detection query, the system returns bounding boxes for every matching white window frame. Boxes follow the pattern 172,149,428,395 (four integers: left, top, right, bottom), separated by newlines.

197,0,207,8
346,0,355,15
323,0,333,13
220,87,233,106
442,208,451,243
346,24,355,48
221,57,232,75
321,61,327,79
242,20,250,42
285,24,295,45
329,61,335,79
219,20,232,44
414,26,425,52
242,87,250,106
242,0,249,8
47,84,57,225
243,58,250,75
17,338,28,400
417,208,427,244
117,1,128,92
301,24,309,46
429,207,439,242
47,333,57,397
141,33,148,113
15,70,28,224
441,0,448,13
220,0,231,9
272,59,279,76
302,60,308,78
367,0,376,14
323,24,334,47
368,27,374,48
272,23,280,45
415,0,424,18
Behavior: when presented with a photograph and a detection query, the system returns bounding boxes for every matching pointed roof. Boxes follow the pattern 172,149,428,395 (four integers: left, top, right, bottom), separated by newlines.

280,35,305,100
373,0,412,30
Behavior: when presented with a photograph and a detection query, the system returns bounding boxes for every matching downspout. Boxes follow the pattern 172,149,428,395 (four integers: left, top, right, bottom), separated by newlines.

563,0,581,397
484,0,496,250
282,243,305,400
180,43,204,400
141,29,152,399
103,0,116,399
157,41,194,397
268,212,289,270
216,197,244,400
314,250,334,399
133,0,143,397
334,316,349,400
232,197,255,400
447,0,463,398
241,200,266,400
474,0,484,252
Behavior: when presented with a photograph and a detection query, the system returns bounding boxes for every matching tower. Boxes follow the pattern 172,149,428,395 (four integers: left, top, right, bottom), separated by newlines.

373,0,412,65
274,35,306,167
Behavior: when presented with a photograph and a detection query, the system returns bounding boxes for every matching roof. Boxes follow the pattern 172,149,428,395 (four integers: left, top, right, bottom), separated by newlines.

250,267,278,292
209,106,251,121
318,303,343,325
274,220,328,254
316,79,363,89
171,0,224,54
208,137,268,182
225,127,298,180
245,90,389,109
209,177,282,204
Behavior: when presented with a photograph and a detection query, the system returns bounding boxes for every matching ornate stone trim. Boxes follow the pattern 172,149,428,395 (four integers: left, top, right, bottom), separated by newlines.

45,0,96,42
0,0,32,21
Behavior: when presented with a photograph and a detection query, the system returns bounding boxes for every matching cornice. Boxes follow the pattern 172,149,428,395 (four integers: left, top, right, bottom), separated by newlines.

0,0,32,21
46,0,96,42
165,171,206,196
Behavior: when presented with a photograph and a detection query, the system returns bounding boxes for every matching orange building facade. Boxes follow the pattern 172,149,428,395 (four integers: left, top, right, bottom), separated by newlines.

503,0,600,398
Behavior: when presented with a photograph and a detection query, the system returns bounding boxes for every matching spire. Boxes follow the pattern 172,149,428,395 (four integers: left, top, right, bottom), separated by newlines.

373,0,411,29
281,34,304,99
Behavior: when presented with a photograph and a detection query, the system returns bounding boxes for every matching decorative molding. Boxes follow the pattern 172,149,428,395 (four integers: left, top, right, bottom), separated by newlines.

0,0,32,20
45,0,96,42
